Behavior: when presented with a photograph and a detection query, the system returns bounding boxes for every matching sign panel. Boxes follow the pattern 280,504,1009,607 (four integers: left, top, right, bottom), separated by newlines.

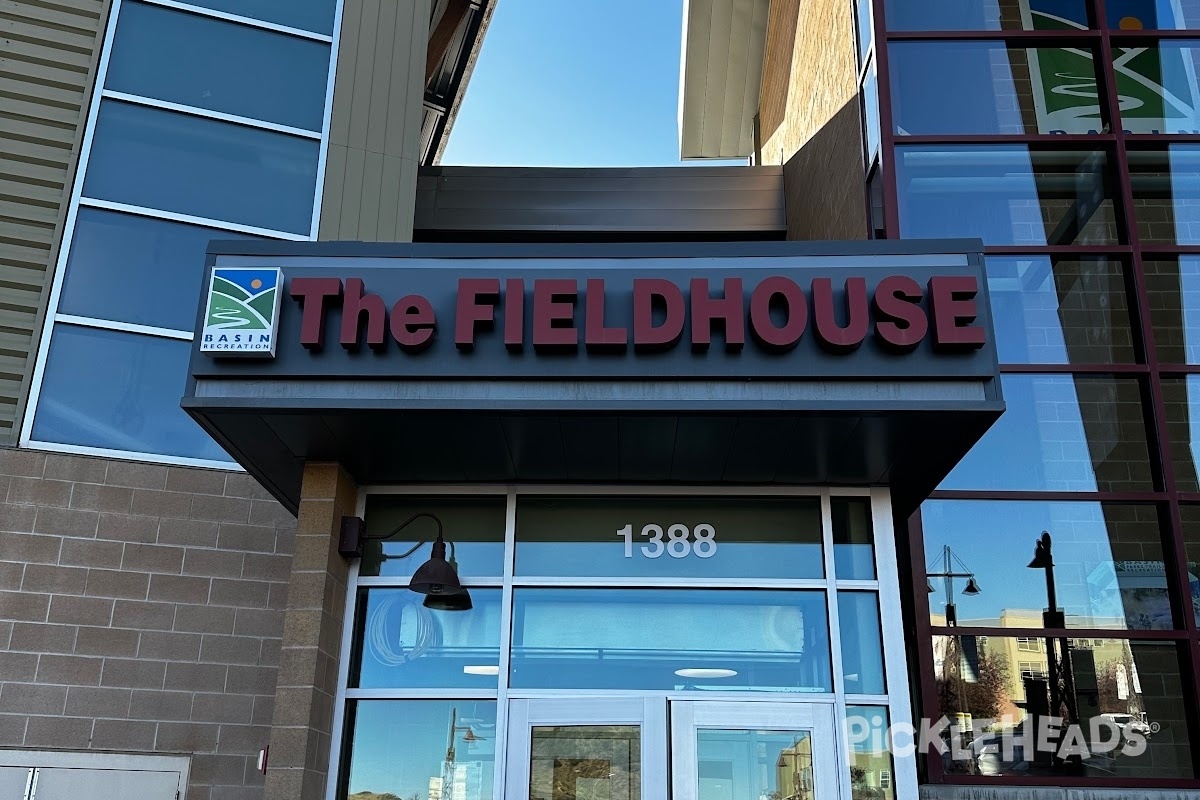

191,254,997,382
199,267,283,356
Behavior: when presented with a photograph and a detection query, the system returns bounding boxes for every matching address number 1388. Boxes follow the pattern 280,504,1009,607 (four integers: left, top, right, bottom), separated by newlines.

617,523,717,559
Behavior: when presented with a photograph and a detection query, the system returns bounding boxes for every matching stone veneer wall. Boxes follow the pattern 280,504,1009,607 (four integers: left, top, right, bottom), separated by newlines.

0,447,295,800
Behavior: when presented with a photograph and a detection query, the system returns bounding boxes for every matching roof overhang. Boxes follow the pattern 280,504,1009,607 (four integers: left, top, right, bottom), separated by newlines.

678,0,770,160
183,240,1002,517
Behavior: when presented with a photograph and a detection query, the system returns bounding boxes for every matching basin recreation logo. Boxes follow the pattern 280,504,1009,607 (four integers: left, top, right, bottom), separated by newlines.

200,267,283,357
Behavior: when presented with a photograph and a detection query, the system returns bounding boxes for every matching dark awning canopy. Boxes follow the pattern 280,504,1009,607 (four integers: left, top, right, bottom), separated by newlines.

183,241,1003,515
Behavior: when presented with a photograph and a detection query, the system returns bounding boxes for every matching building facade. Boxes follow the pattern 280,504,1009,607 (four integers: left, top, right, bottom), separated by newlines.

2,1,1200,800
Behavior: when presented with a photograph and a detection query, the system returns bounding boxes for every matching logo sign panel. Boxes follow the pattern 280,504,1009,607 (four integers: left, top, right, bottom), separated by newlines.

200,267,283,357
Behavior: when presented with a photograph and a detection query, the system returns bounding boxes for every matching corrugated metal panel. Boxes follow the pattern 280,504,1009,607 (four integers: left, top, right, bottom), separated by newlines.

414,166,785,234
318,0,430,242
0,0,110,444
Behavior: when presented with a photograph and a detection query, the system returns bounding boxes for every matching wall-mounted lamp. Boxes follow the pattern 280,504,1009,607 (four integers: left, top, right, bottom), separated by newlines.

339,513,472,611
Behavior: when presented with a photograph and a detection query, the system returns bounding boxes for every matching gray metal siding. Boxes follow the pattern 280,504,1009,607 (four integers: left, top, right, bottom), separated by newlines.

0,0,111,444
414,166,786,233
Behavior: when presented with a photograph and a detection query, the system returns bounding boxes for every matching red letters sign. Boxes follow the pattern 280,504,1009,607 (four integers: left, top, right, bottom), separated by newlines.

290,274,986,355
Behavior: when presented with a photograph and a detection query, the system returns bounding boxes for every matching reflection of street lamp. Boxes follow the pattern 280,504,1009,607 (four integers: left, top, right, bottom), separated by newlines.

927,545,982,626
444,706,482,764
1028,531,1079,728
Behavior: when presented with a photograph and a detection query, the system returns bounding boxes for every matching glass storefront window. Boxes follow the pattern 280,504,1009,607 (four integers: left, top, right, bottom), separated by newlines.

695,729,813,800
884,0,1091,31
839,592,887,694
863,59,881,164
932,637,1193,778
30,325,232,462
514,496,824,579
1112,44,1200,133
342,700,497,800
1146,256,1200,363
509,589,832,692
939,374,1155,492
895,146,1119,246
833,497,876,579
531,726,641,800
922,501,1173,630
350,588,503,689
57,208,258,331
1180,505,1200,625
890,42,1107,135
855,0,873,65
106,2,331,131
986,256,1136,364
1163,376,1200,492
82,100,320,234
844,706,896,800
360,496,506,578
1106,2,1200,29
1130,146,1200,243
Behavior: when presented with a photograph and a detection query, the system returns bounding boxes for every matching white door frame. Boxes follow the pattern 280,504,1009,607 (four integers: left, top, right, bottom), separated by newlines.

505,697,668,800
671,700,841,800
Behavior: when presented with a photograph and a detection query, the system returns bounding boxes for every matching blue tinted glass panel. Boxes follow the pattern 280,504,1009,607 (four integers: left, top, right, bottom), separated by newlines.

83,101,319,234
1113,45,1200,131
515,497,824,579
106,2,330,131
1106,2,1200,31
352,589,502,689
940,374,1153,492
59,208,257,331
885,0,1091,30
1148,256,1200,363
986,256,1137,364
895,145,1119,245
31,325,231,462
345,701,497,800
1132,146,1200,242
922,500,1172,629
890,42,1106,135
838,592,885,694
182,0,335,34
510,589,832,692
1165,377,1200,492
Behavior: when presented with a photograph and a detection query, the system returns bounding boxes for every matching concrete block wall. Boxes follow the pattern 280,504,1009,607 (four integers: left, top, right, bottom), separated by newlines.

0,447,296,800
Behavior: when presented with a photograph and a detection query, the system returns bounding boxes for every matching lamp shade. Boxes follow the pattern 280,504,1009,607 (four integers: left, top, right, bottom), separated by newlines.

423,589,473,611
408,536,464,596
962,577,981,595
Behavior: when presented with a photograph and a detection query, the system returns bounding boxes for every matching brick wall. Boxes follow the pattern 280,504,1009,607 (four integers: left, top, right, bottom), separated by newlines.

0,447,296,800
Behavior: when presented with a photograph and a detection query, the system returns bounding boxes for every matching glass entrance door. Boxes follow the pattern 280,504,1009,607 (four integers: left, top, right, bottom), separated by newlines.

671,701,839,800
505,698,668,800
505,699,838,800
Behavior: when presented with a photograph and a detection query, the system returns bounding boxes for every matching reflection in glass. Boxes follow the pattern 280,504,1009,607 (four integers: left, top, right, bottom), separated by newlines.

839,592,887,694
351,588,502,689
515,497,823,579
1163,377,1200,494
939,374,1153,492
863,60,881,163
343,700,496,800
922,501,1171,630
361,496,506,578
1179,506,1200,625
694,729,812,800
530,726,639,800
106,2,330,130
58,208,258,330
1130,147,1200,243
1112,45,1200,133
31,325,231,461
933,637,1193,778
890,42,1105,135
1146,256,1200,363
884,0,1091,31
833,497,875,579
83,100,320,234
855,0,872,65
985,256,1135,364
1105,1,1200,29
895,146,1118,246
509,589,831,692
845,707,896,800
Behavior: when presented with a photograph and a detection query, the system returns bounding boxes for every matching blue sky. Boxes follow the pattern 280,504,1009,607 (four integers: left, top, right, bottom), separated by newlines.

443,0,731,167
